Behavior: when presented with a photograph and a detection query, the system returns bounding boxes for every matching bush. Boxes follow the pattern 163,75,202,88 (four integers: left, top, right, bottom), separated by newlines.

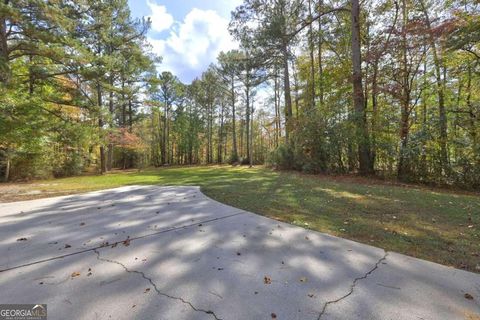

228,153,240,165
10,151,54,181
54,152,85,177
267,145,294,170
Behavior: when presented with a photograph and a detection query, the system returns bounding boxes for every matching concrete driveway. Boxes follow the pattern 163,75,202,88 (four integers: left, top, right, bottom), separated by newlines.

0,186,478,320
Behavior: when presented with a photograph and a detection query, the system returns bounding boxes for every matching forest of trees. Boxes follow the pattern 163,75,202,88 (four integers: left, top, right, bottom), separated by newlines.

0,0,479,188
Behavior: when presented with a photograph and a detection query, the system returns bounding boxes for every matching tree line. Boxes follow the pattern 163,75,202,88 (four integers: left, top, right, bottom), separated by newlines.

0,0,479,188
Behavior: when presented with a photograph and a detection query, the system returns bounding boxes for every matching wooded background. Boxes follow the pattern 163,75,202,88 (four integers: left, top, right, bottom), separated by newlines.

0,0,479,188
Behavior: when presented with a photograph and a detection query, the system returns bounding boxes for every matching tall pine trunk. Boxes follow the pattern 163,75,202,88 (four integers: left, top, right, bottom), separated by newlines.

351,0,373,175
317,0,325,107
308,0,316,108
0,0,9,84
282,42,293,147
397,0,411,180
97,82,107,174
231,76,238,161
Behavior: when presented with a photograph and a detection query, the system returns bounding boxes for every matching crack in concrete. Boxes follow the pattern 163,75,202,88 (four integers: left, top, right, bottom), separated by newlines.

0,211,245,273
317,252,389,319
94,250,222,320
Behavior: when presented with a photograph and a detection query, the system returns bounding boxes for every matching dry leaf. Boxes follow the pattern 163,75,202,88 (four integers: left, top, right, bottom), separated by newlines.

71,272,81,278
464,293,474,300
264,276,272,284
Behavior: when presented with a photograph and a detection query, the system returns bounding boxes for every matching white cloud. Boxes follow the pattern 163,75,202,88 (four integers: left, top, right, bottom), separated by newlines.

146,0,174,33
147,8,237,82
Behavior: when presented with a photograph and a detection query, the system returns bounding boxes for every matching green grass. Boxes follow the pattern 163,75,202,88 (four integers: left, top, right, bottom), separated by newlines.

1,165,479,273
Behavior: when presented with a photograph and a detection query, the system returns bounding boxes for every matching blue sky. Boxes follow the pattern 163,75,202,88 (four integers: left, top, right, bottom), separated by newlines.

128,0,242,83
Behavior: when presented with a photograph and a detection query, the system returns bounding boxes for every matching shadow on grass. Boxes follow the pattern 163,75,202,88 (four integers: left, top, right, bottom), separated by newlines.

1,166,479,272
0,185,478,319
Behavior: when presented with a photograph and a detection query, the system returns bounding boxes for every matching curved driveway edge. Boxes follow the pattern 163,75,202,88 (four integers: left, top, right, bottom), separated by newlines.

0,186,478,320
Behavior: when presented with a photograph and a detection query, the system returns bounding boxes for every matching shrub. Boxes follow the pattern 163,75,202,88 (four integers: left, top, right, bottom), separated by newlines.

267,145,294,170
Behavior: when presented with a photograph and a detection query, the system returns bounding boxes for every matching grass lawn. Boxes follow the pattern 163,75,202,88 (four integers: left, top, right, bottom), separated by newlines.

1,165,479,273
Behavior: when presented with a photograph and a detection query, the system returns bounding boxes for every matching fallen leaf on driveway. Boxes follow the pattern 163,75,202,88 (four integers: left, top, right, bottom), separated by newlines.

264,276,272,284
71,272,81,278
464,293,474,300
144,288,151,293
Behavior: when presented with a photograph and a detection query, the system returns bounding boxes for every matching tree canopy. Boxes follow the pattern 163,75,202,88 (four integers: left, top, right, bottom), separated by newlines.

1,0,479,189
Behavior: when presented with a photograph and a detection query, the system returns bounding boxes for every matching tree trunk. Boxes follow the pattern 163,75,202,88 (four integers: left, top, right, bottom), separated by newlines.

308,0,316,108
420,0,449,175
245,74,251,164
249,97,254,167
274,72,280,148
218,103,225,164
231,76,238,160
466,63,478,163
97,82,107,174
317,0,325,107
128,99,133,131
351,0,373,175
107,76,115,171
420,43,428,175
370,59,379,168
162,101,168,165
293,62,300,119
3,152,10,182
239,118,244,157
397,0,411,180
0,1,10,84
282,42,293,147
